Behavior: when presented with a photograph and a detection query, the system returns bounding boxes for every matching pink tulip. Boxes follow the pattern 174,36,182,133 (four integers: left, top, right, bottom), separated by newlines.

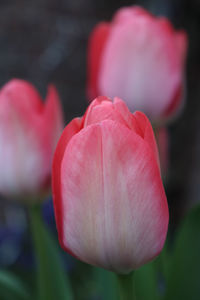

0,79,63,199
52,96,168,273
87,6,187,123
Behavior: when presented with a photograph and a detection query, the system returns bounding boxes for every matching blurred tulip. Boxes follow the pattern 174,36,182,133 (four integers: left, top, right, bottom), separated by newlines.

52,96,168,274
0,79,63,200
87,6,187,124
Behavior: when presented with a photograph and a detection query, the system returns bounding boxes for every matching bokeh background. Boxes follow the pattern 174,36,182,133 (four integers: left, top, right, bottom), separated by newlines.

0,0,199,297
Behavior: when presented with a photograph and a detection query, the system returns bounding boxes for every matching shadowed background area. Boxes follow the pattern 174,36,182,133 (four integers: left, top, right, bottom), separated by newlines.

0,0,200,259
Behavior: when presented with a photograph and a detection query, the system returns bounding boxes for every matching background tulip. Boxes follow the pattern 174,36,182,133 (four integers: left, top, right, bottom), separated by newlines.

0,79,63,199
87,6,187,123
52,96,169,274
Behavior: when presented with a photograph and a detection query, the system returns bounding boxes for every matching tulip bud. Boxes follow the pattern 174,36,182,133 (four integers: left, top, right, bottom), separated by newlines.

0,79,63,200
87,6,187,124
52,96,168,274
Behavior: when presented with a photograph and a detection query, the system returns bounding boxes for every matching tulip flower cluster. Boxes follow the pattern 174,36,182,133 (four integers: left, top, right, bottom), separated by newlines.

0,4,189,300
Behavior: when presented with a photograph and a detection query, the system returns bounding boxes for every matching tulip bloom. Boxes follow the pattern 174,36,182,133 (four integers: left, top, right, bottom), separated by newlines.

0,79,63,199
52,96,168,273
87,6,187,123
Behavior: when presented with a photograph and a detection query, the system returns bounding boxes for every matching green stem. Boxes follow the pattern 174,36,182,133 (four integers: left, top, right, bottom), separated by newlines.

29,204,73,300
29,204,47,299
116,272,136,300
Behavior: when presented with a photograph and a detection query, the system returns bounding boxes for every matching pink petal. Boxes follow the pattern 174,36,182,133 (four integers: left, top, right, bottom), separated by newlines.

113,97,138,130
52,117,83,255
84,96,135,129
162,31,188,119
43,85,64,150
0,106,44,196
87,22,111,100
113,6,154,24
174,31,188,66
133,111,160,169
83,96,112,125
162,84,183,120
0,79,43,114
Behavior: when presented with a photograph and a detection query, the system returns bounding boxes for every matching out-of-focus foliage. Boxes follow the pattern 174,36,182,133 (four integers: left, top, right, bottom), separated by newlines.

30,205,73,300
165,205,200,300
0,270,30,300
135,260,160,300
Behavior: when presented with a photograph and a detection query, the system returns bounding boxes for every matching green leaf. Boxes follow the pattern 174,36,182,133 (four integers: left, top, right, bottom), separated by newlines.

165,205,200,300
0,270,30,300
29,205,73,300
135,260,160,300
116,271,136,300
94,267,118,300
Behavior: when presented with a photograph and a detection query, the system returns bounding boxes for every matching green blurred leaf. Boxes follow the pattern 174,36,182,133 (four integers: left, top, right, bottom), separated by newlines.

165,205,200,300
135,260,160,300
30,205,73,300
94,267,118,300
157,241,171,281
0,270,30,300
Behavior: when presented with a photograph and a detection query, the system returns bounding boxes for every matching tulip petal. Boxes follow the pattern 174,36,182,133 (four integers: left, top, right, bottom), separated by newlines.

44,85,64,149
84,96,136,130
113,97,138,130
162,31,187,119
113,6,154,24
87,23,111,100
52,117,83,255
55,120,168,273
0,79,43,114
174,31,188,66
162,84,183,119
0,105,44,195
133,111,160,169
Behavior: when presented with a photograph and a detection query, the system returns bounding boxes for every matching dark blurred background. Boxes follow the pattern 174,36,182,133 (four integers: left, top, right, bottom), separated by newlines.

0,0,199,270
